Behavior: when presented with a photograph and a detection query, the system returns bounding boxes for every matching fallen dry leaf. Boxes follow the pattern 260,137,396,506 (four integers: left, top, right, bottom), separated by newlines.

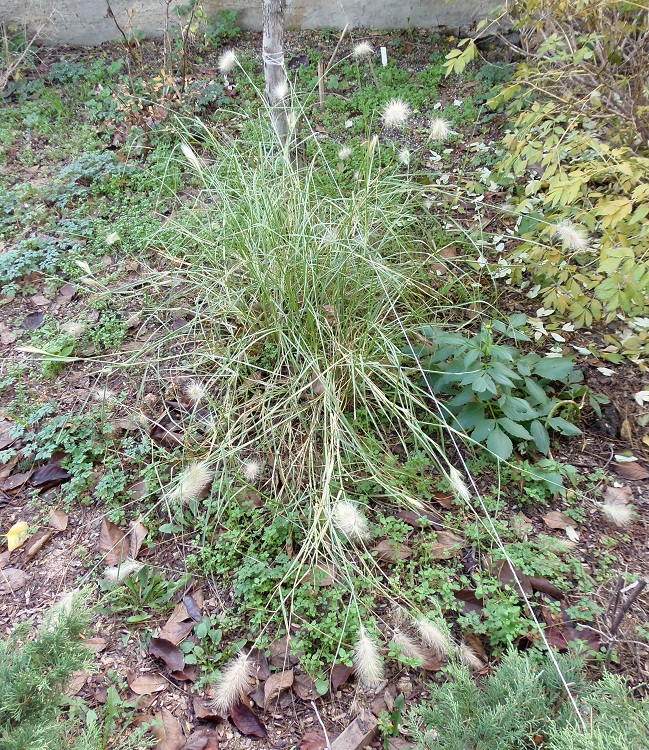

428,530,463,559
264,668,294,708
193,697,226,721
331,663,354,692
149,637,185,672
31,460,71,488
158,602,195,645
49,509,69,531
269,634,300,668
65,670,89,697
98,518,128,566
603,485,633,505
6,521,30,552
83,637,108,653
183,593,202,622
249,647,271,681
152,707,185,750
372,539,412,562
128,519,147,558
182,726,219,750
128,673,168,695
0,420,16,450
23,530,53,562
230,701,267,738
293,672,318,700
613,462,649,480
300,730,341,750
170,664,200,682
542,511,573,530
396,510,440,529
0,567,28,594
527,575,564,600
2,471,33,492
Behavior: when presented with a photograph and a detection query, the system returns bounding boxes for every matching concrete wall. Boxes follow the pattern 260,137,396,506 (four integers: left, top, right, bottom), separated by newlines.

0,0,497,46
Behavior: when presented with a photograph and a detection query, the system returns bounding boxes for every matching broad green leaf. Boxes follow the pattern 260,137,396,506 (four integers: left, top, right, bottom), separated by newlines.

472,419,496,443
532,357,575,380
487,428,513,460
497,417,533,440
500,395,538,421
457,402,486,431
524,377,551,405
530,420,550,454
547,416,582,436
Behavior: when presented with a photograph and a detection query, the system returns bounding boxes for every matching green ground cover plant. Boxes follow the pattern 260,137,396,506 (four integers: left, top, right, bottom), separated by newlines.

413,649,649,749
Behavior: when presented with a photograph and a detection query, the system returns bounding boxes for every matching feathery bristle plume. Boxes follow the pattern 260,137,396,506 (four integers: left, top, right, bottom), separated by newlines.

218,49,237,74
398,148,410,166
393,629,425,663
338,146,353,160
458,642,483,671
354,627,384,689
185,379,206,404
213,651,252,712
243,459,262,483
353,41,374,58
601,501,635,528
449,466,470,503
428,116,451,142
417,618,451,658
333,500,370,542
169,461,214,505
382,98,411,128
104,558,144,583
553,220,589,252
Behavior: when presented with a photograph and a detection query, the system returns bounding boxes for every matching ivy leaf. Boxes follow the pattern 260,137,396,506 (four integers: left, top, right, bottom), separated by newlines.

487,428,513,460
530,420,550,454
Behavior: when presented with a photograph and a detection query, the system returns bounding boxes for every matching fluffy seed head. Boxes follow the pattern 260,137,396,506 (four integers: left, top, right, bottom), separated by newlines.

417,618,451,658
213,651,252,712
449,466,470,503
354,627,384,689
353,41,374,58
93,386,115,404
333,500,370,542
429,116,452,142
62,321,85,338
398,148,410,166
458,642,483,671
554,220,589,252
601,501,635,528
273,81,289,101
169,461,214,505
338,146,353,160
243,459,262,483
392,629,425,664
104,558,144,583
185,379,206,405
180,142,202,173
382,98,411,128
218,49,237,74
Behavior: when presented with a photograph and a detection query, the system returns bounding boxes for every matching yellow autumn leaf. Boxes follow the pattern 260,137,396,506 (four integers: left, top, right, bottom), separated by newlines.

6,521,30,552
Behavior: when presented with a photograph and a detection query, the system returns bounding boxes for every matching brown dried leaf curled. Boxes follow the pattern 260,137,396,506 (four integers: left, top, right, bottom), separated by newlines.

99,518,128,565
148,637,185,672
264,668,294,708
230,701,267,738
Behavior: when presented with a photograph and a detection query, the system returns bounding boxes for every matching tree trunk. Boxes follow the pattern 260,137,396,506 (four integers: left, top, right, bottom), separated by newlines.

262,0,290,147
